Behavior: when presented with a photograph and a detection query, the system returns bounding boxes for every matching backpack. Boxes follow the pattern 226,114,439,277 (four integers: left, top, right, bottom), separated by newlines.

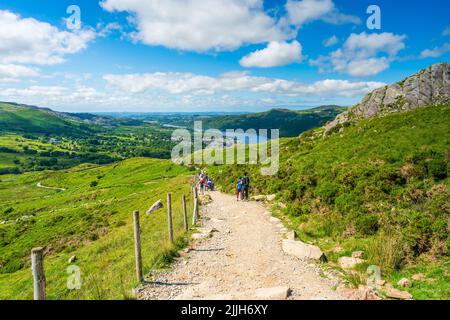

236,181,242,190
242,176,249,187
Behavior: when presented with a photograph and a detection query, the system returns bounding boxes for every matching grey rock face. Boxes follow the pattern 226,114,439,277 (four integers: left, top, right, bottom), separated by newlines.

325,62,450,132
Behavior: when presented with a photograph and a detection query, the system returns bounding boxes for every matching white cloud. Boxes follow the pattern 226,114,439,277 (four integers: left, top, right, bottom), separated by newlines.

285,0,360,27
420,43,450,58
239,41,302,68
0,64,40,78
104,71,385,97
100,0,359,52
100,0,287,52
323,35,339,47
310,32,406,77
0,10,96,66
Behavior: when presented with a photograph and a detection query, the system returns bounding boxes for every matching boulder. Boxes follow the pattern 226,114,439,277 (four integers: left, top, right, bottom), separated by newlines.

397,278,412,288
338,256,365,269
282,240,325,261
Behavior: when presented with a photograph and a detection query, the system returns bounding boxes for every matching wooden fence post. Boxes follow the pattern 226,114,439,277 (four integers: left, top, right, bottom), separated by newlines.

31,247,46,300
167,193,173,244
182,194,188,231
133,210,143,283
192,186,199,225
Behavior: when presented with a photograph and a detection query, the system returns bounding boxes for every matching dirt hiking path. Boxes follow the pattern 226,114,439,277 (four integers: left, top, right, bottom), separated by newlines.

138,191,348,300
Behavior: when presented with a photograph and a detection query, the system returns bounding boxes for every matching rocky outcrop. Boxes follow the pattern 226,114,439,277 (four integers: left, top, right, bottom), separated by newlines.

325,62,450,132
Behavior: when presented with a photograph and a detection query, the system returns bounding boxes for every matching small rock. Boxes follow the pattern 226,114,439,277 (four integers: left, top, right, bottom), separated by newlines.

266,194,276,201
286,230,295,240
351,251,364,259
270,217,281,223
278,202,287,209
338,256,365,269
191,233,209,240
146,200,163,214
251,195,266,201
68,255,77,264
397,278,412,288
376,279,386,287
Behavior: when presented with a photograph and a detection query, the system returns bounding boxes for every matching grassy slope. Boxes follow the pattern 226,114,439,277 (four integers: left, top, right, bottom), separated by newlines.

202,106,345,137
0,103,94,136
0,103,176,174
207,104,450,299
0,158,194,299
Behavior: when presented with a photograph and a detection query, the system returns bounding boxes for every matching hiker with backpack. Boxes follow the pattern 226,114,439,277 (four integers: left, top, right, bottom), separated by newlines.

199,174,206,195
241,172,250,201
235,178,242,201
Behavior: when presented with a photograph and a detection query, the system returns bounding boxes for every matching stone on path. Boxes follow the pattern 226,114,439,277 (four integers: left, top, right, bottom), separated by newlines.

270,217,281,223
282,239,325,261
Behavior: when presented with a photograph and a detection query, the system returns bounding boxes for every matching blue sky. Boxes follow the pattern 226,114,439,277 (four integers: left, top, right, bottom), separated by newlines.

0,0,448,112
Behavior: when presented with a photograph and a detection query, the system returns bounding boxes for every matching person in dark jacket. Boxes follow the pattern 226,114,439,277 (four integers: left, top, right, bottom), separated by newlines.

241,172,250,201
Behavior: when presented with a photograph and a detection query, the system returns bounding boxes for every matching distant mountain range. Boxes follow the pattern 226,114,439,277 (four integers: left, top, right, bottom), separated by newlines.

200,105,346,137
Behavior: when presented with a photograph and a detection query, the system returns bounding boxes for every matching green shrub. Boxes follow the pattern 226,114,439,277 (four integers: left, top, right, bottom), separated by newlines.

1,259,24,274
427,159,448,180
431,218,449,240
355,214,379,235
335,192,361,213
365,231,405,271
404,211,432,255
315,182,339,205
90,180,99,187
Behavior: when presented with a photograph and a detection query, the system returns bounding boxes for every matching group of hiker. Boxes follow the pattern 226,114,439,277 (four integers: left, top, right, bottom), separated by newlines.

196,171,250,201
235,172,250,201
198,173,215,195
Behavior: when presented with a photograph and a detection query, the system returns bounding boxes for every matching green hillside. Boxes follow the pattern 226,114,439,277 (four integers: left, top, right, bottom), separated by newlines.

0,103,95,136
202,106,345,137
0,158,194,299
207,104,450,299
0,103,176,174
